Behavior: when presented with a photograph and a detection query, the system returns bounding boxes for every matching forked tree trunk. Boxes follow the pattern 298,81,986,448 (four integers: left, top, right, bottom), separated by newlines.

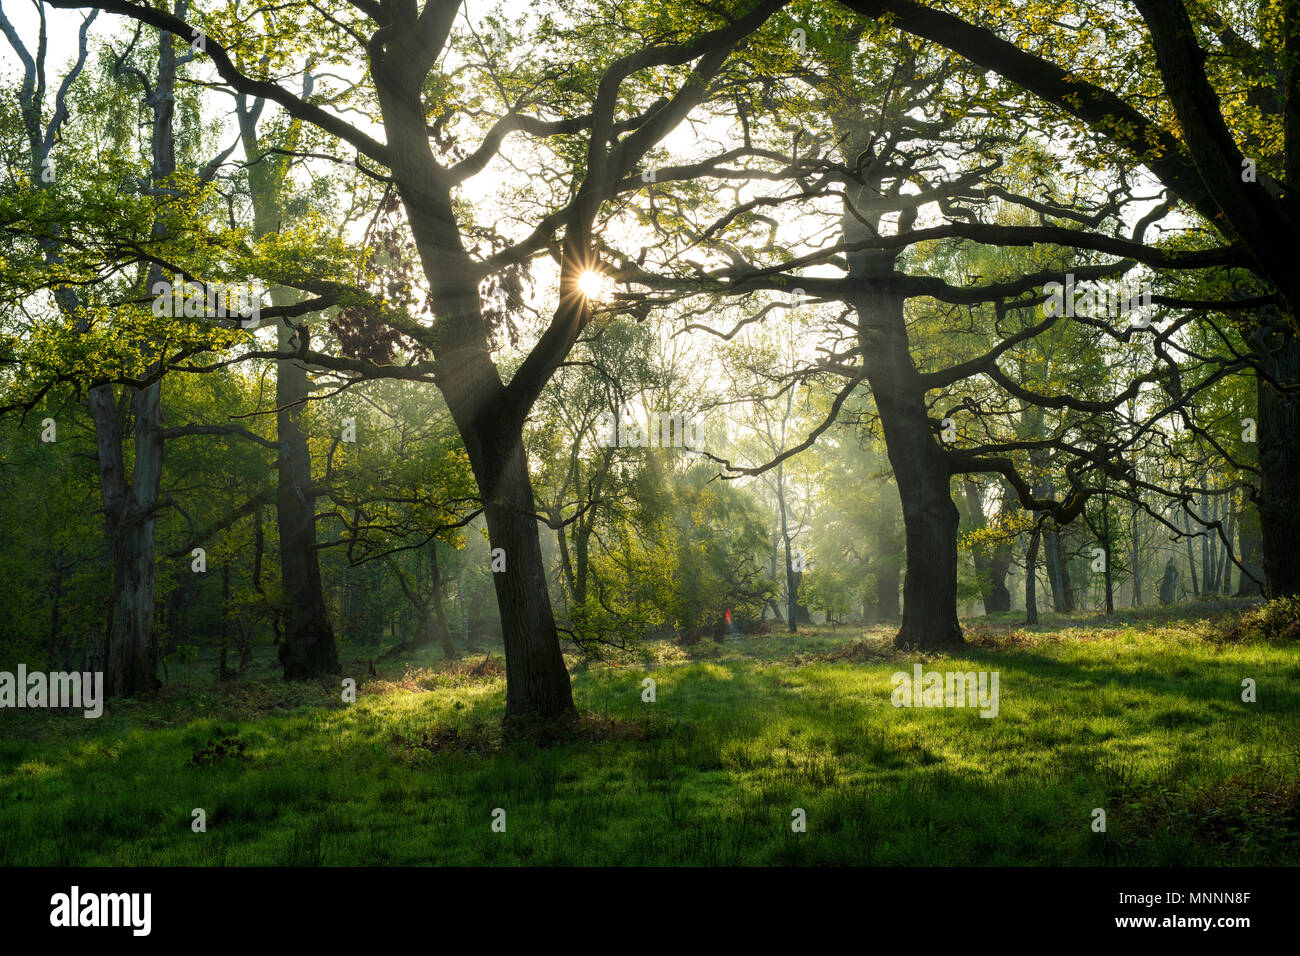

839,113,963,648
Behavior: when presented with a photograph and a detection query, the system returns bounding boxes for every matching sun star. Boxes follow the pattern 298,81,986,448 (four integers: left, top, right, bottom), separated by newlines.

577,270,605,299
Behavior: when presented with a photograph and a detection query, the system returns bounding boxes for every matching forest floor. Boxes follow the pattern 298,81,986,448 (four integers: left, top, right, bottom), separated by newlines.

2,597,1297,865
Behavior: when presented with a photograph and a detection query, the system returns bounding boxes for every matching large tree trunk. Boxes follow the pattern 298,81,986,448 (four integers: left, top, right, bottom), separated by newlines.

862,307,963,649
236,88,340,680
848,279,961,646
97,13,185,698
471,429,576,726
1255,331,1300,596
373,54,579,726
883,414,962,648
836,107,962,650
437,332,575,724
275,319,340,680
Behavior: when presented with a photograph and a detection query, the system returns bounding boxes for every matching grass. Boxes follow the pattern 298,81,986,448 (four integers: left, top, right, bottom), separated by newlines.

2,600,1297,865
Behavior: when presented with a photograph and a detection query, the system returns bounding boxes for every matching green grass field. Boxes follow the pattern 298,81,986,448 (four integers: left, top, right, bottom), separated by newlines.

2,600,1297,865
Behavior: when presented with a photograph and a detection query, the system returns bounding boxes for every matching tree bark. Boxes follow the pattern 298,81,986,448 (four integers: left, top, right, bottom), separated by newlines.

874,556,901,622
1255,331,1300,596
1200,491,1213,595
1130,500,1143,606
274,318,339,680
1184,507,1200,597
1025,526,1041,625
429,545,456,660
865,318,964,649
1235,488,1266,596
963,480,1012,613
236,88,340,679
1043,522,1074,612
469,427,576,725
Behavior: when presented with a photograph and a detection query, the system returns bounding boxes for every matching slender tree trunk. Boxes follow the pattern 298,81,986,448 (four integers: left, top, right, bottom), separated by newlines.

1219,509,1236,595
1102,497,1115,615
236,85,340,680
1130,501,1143,606
46,551,66,670
1200,491,1213,595
429,545,456,660
457,568,470,648
218,564,233,680
555,516,576,605
1044,523,1074,612
779,473,798,634
1025,527,1041,625
874,557,900,622
1236,489,1265,596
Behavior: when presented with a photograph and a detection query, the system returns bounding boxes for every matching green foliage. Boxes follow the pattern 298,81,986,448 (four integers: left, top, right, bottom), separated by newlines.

1,610,1295,865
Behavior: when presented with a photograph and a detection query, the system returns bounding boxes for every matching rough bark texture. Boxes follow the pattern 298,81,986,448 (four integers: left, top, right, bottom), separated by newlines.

370,47,576,727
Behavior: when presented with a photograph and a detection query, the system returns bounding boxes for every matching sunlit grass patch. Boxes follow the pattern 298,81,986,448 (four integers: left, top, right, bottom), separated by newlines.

0,610,1295,865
